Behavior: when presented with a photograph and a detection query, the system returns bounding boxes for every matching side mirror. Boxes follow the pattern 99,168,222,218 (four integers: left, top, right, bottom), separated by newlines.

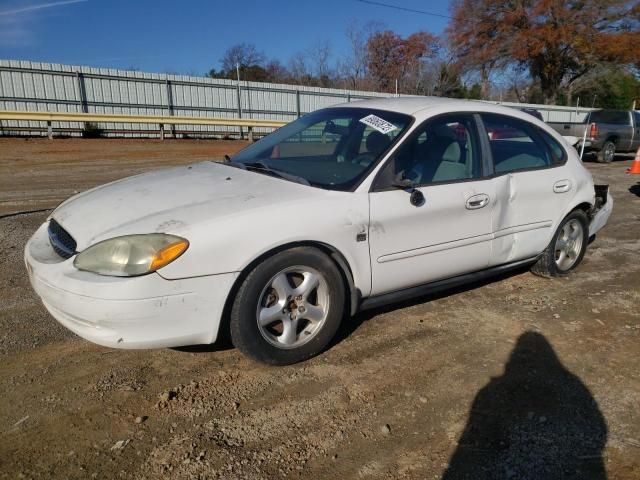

410,190,425,207
392,173,425,207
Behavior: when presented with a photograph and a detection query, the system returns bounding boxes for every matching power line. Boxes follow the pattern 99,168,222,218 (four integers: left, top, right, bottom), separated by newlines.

354,0,452,19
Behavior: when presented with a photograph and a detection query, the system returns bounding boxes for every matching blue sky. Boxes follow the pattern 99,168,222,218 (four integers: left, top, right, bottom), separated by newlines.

0,0,451,75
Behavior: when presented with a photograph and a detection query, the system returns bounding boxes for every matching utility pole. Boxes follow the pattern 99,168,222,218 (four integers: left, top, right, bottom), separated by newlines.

236,62,243,139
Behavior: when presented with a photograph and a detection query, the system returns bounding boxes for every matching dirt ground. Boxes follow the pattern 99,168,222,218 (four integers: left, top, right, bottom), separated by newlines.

0,138,639,479
0,138,249,217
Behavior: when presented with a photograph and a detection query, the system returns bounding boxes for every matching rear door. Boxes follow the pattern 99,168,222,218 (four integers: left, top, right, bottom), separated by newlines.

480,113,574,265
368,113,494,296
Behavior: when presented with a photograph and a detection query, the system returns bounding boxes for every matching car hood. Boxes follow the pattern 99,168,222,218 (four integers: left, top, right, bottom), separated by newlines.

51,161,319,250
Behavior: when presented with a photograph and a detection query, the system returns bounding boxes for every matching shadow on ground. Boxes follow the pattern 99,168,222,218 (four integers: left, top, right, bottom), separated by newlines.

176,266,535,355
442,331,607,479
332,266,533,348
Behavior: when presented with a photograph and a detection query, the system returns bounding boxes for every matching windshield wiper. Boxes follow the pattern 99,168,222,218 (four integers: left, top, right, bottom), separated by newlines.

242,161,311,186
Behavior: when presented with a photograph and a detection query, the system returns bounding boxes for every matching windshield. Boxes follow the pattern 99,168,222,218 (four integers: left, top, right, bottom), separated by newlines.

231,107,412,190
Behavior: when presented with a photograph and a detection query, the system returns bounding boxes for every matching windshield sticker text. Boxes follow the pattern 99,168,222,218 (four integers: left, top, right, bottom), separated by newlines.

359,114,398,134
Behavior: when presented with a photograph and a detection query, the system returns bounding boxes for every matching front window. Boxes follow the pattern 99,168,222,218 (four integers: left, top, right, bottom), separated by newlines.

374,113,482,189
231,107,412,190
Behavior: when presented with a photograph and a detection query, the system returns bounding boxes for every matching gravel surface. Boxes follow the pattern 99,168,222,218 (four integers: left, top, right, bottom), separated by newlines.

0,139,639,479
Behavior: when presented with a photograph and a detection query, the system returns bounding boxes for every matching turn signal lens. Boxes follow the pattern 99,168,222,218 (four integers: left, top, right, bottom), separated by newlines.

149,239,189,271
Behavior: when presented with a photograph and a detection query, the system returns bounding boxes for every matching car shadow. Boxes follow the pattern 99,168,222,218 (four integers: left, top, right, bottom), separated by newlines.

629,183,640,197
330,265,533,348
172,342,234,353
582,152,634,163
176,266,533,355
441,331,607,479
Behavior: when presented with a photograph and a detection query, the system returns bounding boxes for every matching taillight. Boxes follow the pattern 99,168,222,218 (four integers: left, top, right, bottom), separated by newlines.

589,122,598,140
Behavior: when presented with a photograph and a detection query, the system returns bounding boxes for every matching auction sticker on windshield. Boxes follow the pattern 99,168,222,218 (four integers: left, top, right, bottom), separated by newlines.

359,114,398,134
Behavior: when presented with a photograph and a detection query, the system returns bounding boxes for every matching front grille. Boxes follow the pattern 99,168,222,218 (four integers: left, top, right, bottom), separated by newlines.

48,219,77,259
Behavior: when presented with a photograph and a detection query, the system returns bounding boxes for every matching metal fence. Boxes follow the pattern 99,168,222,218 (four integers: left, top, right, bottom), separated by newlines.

0,59,595,138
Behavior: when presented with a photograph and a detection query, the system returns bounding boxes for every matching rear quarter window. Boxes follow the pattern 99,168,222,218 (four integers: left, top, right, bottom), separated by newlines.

537,128,567,165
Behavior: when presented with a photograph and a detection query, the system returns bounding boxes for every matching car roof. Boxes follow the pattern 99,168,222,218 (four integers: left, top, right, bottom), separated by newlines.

333,96,535,120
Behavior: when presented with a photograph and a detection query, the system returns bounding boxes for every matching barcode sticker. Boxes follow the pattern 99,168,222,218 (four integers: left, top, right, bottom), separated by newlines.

359,114,398,134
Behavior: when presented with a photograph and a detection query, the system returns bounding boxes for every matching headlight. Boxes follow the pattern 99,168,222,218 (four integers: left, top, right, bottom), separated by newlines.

73,234,189,277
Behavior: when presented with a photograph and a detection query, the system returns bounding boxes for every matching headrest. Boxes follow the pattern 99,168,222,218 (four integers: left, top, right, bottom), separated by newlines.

366,131,389,156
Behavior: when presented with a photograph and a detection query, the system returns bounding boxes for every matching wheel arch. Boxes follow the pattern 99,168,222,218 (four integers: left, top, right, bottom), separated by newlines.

573,201,593,217
218,240,359,344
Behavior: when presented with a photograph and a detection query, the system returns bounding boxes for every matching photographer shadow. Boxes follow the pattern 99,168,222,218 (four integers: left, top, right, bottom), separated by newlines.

443,331,607,479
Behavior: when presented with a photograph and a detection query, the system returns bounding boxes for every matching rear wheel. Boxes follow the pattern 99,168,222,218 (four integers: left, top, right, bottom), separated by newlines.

230,247,345,365
597,140,616,163
532,210,589,278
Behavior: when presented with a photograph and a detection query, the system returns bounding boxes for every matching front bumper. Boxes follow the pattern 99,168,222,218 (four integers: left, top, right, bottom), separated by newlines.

25,222,238,349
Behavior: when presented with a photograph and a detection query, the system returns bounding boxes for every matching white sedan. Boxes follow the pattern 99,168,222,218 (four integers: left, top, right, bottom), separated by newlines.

25,98,613,365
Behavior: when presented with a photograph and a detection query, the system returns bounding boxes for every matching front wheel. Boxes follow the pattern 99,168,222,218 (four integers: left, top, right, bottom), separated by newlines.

230,247,345,365
531,210,589,278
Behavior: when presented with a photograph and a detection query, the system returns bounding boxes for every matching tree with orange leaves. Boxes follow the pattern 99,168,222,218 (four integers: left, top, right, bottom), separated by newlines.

366,30,439,93
448,0,640,104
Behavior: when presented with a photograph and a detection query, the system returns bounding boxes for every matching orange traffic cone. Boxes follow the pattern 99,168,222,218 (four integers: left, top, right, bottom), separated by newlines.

628,147,640,174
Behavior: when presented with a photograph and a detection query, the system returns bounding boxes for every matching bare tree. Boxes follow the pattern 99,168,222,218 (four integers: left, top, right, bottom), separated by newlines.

339,20,384,90
264,60,290,83
220,43,266,72
288,52,312,85
307,40,333,86
418,42,465,98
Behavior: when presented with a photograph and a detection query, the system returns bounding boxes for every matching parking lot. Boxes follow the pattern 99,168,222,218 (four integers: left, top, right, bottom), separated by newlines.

1,138,639,479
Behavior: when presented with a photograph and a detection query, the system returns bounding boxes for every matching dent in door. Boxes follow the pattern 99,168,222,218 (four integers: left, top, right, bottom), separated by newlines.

491,174,522,263
490,171,558,265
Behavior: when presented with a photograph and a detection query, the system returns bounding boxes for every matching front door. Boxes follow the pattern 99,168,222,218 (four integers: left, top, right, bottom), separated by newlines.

368,113,494,296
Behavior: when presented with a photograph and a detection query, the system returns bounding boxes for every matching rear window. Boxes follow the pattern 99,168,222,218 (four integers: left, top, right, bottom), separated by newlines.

589,110,630,125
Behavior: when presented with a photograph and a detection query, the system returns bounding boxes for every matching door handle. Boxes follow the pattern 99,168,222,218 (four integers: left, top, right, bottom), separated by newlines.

465,194,489,210
553,180,572,193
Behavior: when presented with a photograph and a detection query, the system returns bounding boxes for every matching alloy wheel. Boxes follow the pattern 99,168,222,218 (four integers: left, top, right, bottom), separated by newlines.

256,266,329,349
554,219,584,271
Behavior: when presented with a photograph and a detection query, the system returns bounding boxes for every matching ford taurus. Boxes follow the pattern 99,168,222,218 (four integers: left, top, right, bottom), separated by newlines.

25,98,613,364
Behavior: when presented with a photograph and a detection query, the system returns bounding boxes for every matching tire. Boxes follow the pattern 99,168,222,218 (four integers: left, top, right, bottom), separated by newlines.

531,210,589,278
230,247,345,365
596,140,616,163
